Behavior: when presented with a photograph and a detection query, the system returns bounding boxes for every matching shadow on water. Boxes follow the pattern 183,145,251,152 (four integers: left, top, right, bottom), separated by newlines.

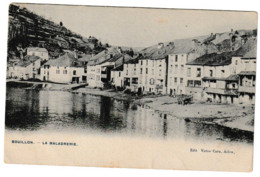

5,86,253,144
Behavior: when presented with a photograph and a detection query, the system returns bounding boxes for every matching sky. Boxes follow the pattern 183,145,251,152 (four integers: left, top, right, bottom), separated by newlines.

18,3,257,48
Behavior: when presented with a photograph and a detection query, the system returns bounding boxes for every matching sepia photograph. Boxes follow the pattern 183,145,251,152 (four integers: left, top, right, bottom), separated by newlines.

4,2,258,172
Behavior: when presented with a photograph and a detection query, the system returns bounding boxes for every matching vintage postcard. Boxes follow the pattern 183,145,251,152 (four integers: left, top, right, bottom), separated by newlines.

4,3,257,172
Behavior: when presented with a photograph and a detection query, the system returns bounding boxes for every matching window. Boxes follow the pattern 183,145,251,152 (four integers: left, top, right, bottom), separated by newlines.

132,78,138,84
84,68,87,73
221,70,225,77
119,72,121,77
196,68,201,77
63,70,67,74
174,77,177,83
180,78,183,85
174,65,178,74
141,61,143,65
181,65,184,72
187,68,191,77
194,80,201,87
235,60,238,65
187,80,193,87
175,55,178,62
56,70,60,74
134,68,136,75
152,69,154,75
73,70,76,75
126,64,128,68
126,70,128,75
146,68,148,74
146,60,148,66
140,68,142,74
210,70,213,77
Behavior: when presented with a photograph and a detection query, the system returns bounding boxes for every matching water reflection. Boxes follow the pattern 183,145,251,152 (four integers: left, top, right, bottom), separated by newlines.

5,87,253,144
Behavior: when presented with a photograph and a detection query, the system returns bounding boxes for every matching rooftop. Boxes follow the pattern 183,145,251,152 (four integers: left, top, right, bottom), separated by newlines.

88,47,122,66
202,74,239,81
238,71,256,76
236,38,257,58
16,55,41,67
187,51,235,66
140,34,220,60
43,53,84,67
187,37,257,66
112,64,124,71
27,47,48,53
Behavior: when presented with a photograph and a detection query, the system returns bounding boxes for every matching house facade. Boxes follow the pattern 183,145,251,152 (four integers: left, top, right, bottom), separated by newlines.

122,58,140,92
7,56,41,80
138,58,167,94
167,53,189,95
40,53,85,84
111,65,124,88
27,47,49,61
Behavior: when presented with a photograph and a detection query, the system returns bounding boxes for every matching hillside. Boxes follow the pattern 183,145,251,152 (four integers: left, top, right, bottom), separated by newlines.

8,4,109,60
141,29,257,61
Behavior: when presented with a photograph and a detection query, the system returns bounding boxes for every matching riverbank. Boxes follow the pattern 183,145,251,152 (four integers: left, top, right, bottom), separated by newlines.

133,96,254,132
6,80,255,132
72,87,137,101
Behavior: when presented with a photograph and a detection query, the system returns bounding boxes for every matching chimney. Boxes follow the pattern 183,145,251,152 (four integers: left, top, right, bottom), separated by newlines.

117,47,122,54
122,55,125,65
158,42,164,49
73,49,78,59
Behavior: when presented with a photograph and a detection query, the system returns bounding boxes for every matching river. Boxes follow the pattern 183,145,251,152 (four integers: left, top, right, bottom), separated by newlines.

5,86,253,144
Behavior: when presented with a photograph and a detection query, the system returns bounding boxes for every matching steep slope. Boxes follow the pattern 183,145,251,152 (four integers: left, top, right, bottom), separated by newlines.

8,4,109,60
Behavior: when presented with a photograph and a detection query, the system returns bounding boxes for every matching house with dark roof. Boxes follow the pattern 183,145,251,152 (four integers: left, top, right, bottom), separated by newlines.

184,38,257,103
40,53,86,84
236,42,257,104
111,64,124,88
7,55,42,80
87,47,133,88
120,56,141,92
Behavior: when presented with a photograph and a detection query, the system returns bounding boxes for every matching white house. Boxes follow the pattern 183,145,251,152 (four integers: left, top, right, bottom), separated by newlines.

27,47,49,61
87,47,133,88
40,53,85,84
167,53,190,95
7,55,42,80
122,57,140,92
138,58,167,94
237,43,257,104
111,64,124,88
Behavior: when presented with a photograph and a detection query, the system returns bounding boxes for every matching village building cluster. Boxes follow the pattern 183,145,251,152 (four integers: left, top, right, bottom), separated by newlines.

7,30,257,105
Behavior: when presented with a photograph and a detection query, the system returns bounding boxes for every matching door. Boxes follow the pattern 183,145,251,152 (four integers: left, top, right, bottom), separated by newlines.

170,89,173,96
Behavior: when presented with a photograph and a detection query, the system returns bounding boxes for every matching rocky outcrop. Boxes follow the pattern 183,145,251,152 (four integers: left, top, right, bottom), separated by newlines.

8,4,109,60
